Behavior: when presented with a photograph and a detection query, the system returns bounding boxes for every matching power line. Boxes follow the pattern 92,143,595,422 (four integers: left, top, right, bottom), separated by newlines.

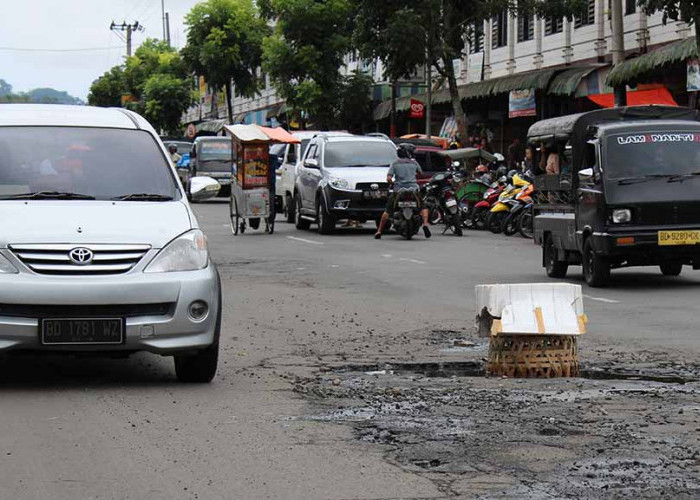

0,46,125,53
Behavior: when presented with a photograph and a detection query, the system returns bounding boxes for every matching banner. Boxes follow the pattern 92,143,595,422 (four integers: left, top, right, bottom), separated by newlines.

409,99,425,119
688,59,700,91
466,52,484,83
508,89,536,118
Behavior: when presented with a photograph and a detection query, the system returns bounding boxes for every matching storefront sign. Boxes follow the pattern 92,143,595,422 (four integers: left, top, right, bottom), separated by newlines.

687,59,700,91
409,99,425,119
508,89,536,118
466,52,484,83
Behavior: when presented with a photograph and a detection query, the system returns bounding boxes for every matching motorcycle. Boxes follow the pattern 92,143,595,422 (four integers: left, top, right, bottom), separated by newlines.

503,181,534,236
455,173,492,228
469,177,507,230
423,171,463,236
391,188,423,240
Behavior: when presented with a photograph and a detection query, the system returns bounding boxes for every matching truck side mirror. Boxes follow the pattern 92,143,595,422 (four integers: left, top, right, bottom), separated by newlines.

578,168,594,184
304,158,319,169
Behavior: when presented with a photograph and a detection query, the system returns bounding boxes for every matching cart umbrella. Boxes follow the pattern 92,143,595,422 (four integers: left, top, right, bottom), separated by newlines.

224,124,300,144
438,147,496,163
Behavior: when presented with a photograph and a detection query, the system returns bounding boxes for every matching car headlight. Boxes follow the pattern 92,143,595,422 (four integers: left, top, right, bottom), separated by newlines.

0,253,18,274
611,209,632,224
329,177,350,189
144,230,209,273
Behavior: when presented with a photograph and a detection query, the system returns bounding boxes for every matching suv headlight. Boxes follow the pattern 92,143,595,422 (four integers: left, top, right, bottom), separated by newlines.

145,230,209,273
0,253,18,274
329,177,350,189
611,209,632,224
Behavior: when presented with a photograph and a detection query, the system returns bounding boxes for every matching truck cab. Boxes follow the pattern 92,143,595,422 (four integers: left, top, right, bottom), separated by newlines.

530,106,700,287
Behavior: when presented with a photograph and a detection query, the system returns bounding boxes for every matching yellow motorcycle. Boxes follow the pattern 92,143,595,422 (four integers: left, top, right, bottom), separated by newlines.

486,174,531,234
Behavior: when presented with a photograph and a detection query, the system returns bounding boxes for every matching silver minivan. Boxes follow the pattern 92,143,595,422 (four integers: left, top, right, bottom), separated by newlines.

0,104,222,383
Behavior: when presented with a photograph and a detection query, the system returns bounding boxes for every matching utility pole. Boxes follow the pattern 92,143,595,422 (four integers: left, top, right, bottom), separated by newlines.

165,13,171,47
611,0,627,106
425,13,432,138
110,21,143,57
162,0,166,41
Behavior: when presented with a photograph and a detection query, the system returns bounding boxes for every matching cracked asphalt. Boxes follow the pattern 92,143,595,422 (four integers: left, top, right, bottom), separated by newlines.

1,200,699,499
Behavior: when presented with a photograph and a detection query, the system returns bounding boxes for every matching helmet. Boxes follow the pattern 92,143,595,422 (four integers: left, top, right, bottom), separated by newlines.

475,165,489,175
168,144,177,152
493,153,505,163
397,143,416,159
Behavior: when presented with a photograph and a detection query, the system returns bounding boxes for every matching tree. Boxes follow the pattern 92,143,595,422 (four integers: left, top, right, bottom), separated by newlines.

338,70,375,133
182,0,270,123
353,0,585,140
88,66,125,107
143,74,193,135
261,0,355,129
638,0,700,50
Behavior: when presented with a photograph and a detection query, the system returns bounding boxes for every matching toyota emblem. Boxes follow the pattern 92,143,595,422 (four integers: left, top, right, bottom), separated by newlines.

370,183,379,190
68,247,94,265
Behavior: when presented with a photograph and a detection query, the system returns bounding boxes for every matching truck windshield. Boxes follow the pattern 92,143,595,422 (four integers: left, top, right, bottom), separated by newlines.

198,140,233,172
607,131,700,179
324,141,397,168
0,127,179,200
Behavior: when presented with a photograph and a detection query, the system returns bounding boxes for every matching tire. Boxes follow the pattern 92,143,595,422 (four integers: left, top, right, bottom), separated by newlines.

175,341,219,383
487,211,506,234
502,211,519,236
230,197,240,235
544,235,568,278
582,238,610,287
294,193,311,230
519,210,533,239
285,194,295,223
471,206,488,230
317,198,335,234
452,213,463,236
660,262,682,276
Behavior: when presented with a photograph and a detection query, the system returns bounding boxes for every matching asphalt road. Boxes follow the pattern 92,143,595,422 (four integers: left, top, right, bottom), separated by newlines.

1,200,699,499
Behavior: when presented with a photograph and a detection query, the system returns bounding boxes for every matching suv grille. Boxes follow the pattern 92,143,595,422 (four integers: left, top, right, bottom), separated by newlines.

0,303,173,318
9,244,151,275
356,182,390,191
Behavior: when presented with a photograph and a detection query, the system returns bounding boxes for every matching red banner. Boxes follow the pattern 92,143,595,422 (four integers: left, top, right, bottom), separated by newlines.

409,99,425,119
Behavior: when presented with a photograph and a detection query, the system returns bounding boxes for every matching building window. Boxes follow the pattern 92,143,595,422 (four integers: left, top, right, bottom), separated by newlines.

545,16,563,36
517,13,534,42
625,0,636,15
574,0,596,27
469,22,484,53
492,11,508,48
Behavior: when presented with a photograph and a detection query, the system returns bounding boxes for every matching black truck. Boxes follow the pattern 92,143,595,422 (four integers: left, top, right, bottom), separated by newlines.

529,105,700,287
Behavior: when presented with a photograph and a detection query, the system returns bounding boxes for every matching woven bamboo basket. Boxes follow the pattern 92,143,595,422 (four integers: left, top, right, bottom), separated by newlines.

487,334,579,378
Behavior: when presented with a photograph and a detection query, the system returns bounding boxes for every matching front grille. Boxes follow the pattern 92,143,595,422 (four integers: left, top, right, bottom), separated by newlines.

9,244,151,275
634,204,700,226
356,182,389,191
0,303,173,318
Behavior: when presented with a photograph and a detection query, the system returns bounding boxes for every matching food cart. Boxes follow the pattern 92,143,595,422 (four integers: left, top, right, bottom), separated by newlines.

224,124,300,235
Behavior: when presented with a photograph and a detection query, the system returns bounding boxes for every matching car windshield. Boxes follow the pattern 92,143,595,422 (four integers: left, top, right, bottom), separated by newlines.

606,131,700,179
198,140,232,162
324,141,397,168
0,127,179,201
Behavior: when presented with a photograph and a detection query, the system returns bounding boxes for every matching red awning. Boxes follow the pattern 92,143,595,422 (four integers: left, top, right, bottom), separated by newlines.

587,86,678,108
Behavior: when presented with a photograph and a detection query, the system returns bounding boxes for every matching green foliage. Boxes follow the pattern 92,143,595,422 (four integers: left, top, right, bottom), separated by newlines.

0,79,12,97
143,74,193,135
338,70,375,133
638,0,700,25
88,66,125,107
262,0,355,129
182,0,269,111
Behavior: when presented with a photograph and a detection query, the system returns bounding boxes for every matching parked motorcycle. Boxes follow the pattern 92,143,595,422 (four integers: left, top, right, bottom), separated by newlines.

487,173,532,234
423,171,463,236
391,189,423,240
503,179,534,236
455,172,492,229
470,177,507,230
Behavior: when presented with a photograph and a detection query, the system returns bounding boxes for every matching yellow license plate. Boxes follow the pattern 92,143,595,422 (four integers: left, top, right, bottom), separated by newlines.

658,230,700,246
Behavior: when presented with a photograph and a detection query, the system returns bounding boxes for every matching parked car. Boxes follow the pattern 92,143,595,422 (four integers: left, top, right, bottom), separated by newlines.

183,136,234,199
294,135,398,234
274,131,350,223
0,104,222,383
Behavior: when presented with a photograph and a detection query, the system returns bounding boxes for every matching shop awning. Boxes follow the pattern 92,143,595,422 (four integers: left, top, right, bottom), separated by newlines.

587,85,679,108
195,119,226,134
606,37,698,87
224,124,300,144
548,66,606,96
265,102,287,119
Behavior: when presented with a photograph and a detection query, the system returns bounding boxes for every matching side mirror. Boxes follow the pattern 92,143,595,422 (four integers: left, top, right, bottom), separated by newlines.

190,149,197,159
304,158,319,169
451,161,460,168
189,176,220,201
578,168,594,184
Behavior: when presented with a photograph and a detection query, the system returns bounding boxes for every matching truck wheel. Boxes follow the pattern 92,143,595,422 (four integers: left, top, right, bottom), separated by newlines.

285,194,295,223
317,199,335,234
582,238,610,287
660,262,683,276
294,193,311,230
544,235,568,278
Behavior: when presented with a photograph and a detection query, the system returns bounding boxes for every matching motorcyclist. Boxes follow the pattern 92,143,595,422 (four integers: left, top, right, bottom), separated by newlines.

374,143,431,240
168,144,182,167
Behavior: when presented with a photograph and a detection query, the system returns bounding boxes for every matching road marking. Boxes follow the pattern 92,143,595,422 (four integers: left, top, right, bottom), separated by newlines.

584,294,621,304
286,236,324,245
398,257,426,265
381,254,393,258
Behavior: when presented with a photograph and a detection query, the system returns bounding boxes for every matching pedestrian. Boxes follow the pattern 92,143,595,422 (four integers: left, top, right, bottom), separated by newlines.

506,138,523,170
168,144,181,167
524,145,538,175
543,144,560,175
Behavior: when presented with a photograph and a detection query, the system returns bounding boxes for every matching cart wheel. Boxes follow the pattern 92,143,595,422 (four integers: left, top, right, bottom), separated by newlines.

230,197,240,235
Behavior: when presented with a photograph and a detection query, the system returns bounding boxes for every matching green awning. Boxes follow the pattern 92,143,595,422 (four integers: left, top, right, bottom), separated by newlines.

607,37,698,87
548,66,604,96
195,119,226,133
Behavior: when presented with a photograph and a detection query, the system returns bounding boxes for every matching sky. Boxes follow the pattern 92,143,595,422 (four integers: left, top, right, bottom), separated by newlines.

0,0,200,100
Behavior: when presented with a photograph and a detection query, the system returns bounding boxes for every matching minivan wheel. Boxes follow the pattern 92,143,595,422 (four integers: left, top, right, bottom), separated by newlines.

582,238,610,287
174,341,219,383
285,194,295,223
295,193,311,230
660,262,683,276
317,199,335,234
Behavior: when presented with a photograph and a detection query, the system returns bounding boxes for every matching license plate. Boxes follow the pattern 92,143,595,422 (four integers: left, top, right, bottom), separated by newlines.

40,318,125,345
397,201,417,208
445,198,457,208
363,190,388,199
658,230,700,246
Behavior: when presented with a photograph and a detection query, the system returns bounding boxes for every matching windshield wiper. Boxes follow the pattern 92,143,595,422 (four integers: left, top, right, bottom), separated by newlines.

667,171,700,183
616,174,670,186
200,158,230,163
113,193,174,201
1,191,96,200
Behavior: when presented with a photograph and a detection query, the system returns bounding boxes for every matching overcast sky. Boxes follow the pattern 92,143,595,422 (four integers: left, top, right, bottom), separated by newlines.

0,0,200,100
